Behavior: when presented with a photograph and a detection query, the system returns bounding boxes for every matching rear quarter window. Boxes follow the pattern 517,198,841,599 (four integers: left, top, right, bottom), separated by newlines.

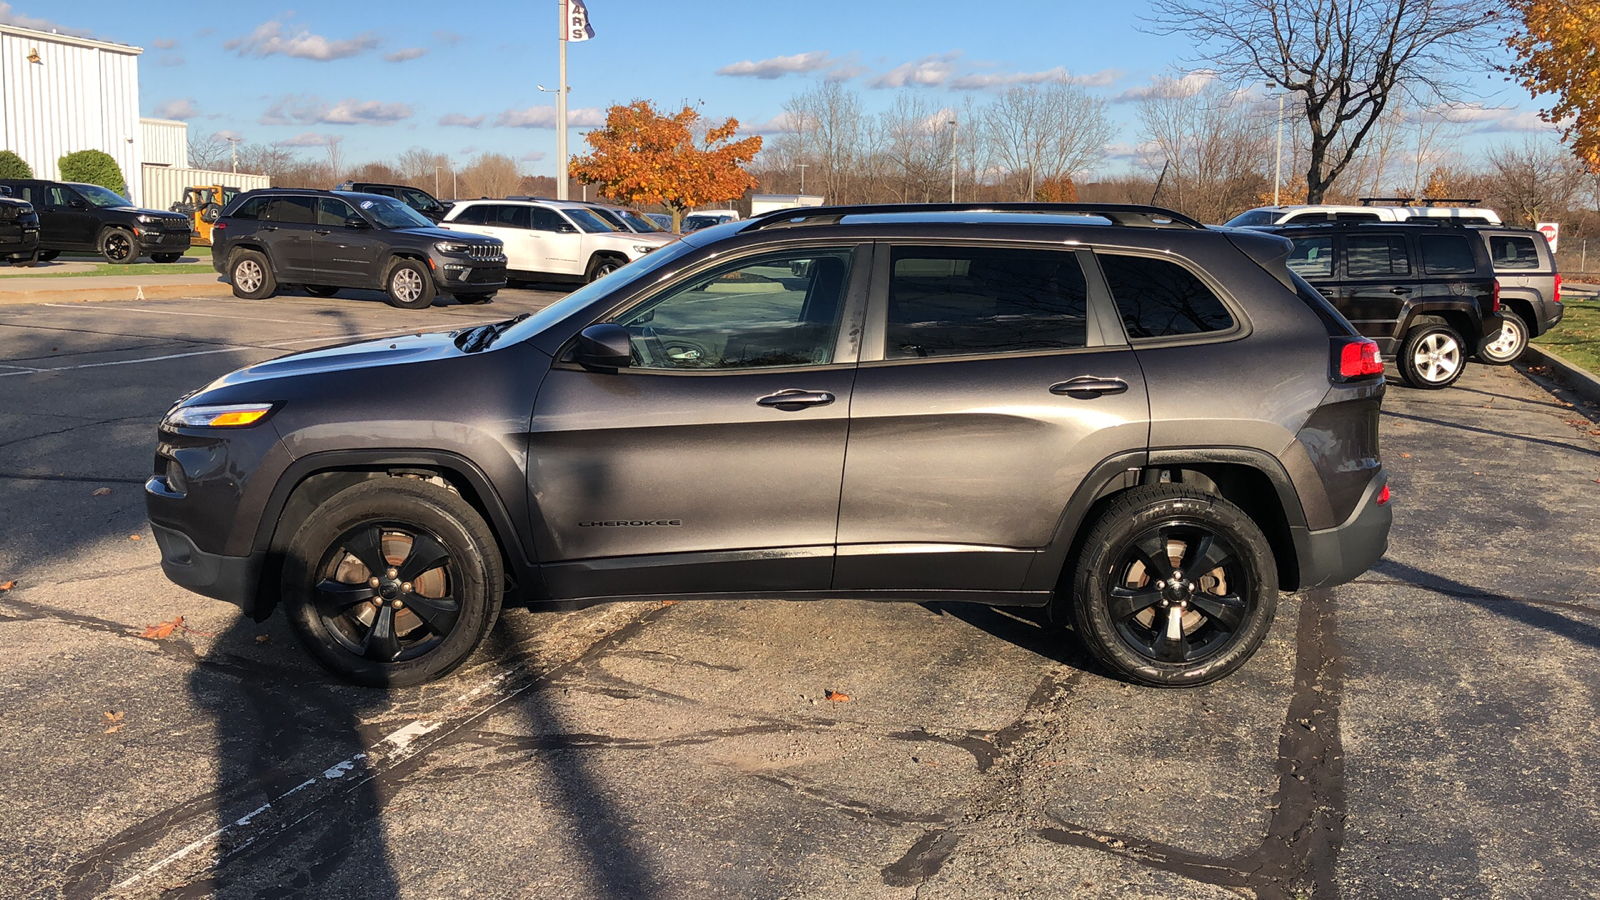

1488,235,1541,270
1099,254,1235,339
1288,237,1334,278
1346,235,1411,276
229,196,265,219
1419,234,1478,275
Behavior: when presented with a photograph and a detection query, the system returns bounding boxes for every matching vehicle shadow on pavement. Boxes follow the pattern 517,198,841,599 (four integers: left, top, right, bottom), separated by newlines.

1369,558,1600,651
1382,410,1600,459
921,602,1102,672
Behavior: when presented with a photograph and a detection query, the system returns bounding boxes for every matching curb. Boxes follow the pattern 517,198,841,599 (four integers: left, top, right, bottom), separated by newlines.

0,280,233,306
1522,344,1600,406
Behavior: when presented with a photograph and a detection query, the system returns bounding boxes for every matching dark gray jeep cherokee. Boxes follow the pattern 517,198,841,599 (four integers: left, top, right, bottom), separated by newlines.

146,203,1391,688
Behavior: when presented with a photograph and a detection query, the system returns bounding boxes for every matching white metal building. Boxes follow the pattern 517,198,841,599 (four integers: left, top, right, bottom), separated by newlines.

140,117,187,168
0,24,144,205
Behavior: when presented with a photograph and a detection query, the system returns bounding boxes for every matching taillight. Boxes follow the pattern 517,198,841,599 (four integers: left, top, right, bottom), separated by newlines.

1554,272,1562,305
1335,337,1384,381
1376,484,1390,506
213,221,226,231
1492,278,1501,314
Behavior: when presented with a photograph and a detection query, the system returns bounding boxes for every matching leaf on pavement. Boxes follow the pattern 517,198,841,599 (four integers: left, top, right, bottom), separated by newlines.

1400,453,1412,458
92,487,111,496
129,534,142,541
103,711,125,734
0,580,13,591
141,616,184,640
254,633,271,644
824,689,852,703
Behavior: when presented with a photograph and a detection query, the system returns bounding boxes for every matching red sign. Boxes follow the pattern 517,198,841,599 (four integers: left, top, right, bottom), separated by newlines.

1536,222,1560,254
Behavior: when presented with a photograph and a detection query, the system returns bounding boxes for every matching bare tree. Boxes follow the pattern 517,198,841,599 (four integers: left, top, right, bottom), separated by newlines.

456,152,521,199
324,137,345,185
880,94,956,202
1149,0,1498,203
984,77,1112,200
780,82,865,203
188,133,229,171
395,147,453,194
1137,76,1271,222
1483,138,1585,226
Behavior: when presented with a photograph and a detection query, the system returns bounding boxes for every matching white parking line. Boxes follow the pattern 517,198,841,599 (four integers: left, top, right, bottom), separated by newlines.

39,303,323,327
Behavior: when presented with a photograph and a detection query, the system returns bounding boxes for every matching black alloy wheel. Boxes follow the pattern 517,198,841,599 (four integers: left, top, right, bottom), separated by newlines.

101,229,138,264
312,522,461,664
1069,485,1277,687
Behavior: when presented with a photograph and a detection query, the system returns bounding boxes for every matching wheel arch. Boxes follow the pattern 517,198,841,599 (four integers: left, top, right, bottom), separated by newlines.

250,450,543,621
1402,304,1478,345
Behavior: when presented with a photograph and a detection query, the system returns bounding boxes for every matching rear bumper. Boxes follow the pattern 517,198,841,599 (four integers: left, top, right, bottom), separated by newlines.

149,517,263,615
1295,471,1391,590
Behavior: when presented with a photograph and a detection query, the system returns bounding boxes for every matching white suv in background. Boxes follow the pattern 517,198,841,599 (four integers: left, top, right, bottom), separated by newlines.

1224,203,1502,227
440,199,677,283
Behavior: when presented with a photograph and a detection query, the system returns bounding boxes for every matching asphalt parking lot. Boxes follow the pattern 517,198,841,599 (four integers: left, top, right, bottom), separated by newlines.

1,289,1598,899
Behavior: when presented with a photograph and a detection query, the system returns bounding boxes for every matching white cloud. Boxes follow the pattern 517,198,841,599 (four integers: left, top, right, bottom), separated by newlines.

1103,140,1159,160
949,67,1120,91
150,37,179,50
434,29,462,44
261,95,413,126
0,3,87,35
440,113,485,128
153,98,200,120
1115,70,1218,103
277,132,338,147
869,53,962,89
1421,102,1560,133
495,106,607,128
717,51,838,79
520,150,547,162
383,47,427,62
740,112,803,135
225,21,379,61
213,130,244,142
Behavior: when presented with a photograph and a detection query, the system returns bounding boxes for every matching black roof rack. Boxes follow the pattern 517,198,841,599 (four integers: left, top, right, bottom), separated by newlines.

1357,196,1484,208
742,202,1205,232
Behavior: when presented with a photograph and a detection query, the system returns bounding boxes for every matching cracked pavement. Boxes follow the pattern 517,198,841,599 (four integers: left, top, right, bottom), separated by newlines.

1,292,1597,898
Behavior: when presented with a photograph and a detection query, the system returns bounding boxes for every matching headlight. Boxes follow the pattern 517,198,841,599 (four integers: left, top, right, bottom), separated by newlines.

633,245,655,255
163,403,276,429
434,242,478,255
138,214,160,224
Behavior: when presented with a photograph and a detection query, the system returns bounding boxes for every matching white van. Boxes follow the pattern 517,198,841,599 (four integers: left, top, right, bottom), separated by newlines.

1224,203,1502,227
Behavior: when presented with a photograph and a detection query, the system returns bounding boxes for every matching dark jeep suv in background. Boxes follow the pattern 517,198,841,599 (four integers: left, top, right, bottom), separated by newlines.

213,189,507,309
1267,221,1503,389
335,181,452,222
0,185,40,266
0,178,192,263
147,203,1392,689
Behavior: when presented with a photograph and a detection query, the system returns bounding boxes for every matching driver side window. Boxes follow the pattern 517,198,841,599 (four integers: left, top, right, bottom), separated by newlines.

612,248,854,370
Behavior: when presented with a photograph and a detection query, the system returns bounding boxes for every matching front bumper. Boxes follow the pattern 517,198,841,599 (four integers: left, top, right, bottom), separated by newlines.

1296,472,1391,590
435,258,508,291
136,228,194,251
150,517,265,614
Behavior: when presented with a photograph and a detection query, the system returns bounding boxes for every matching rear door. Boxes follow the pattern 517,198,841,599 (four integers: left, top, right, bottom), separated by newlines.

259,196,319,279
1339,230,1417,352
835,242,1148,592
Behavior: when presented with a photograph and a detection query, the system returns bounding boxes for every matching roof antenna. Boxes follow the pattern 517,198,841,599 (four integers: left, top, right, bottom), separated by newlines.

1151,160,1170,206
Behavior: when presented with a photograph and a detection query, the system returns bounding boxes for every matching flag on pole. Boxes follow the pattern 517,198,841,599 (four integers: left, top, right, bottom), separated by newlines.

564,0,596,41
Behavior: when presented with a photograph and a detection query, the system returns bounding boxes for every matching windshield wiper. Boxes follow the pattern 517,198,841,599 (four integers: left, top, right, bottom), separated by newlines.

454,313,530,353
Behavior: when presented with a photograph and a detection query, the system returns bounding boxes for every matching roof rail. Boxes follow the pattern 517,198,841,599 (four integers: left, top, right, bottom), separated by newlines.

1358,196,1484,208
742,202,1205,232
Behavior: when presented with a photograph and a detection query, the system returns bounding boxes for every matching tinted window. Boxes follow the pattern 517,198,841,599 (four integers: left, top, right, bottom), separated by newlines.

263,196,315,224
401,188,438,211
1334,212,1381,222
885,246,1088,358
614,249,853,370
1100,254,1234,338
1346,235,1410,276
1223,209,1279,227
1288,237,1334,278
1489,235,1541,270
1283,212,1328,224
491,205,530,229
1419,234,1477,275
230,196,266,219
364,186,397,198
452,204,488,225
317,197,358,226
530,207,567,231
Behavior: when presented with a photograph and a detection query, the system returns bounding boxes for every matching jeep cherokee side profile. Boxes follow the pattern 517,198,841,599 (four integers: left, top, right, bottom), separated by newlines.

146,203,1391,688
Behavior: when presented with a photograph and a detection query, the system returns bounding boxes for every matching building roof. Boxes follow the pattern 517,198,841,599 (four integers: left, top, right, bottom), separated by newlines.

0,23,142,55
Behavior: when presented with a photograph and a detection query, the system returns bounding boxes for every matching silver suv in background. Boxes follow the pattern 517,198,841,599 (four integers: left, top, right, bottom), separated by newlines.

1226,203,1502,227
1472,226,1563,364
440,198,675,283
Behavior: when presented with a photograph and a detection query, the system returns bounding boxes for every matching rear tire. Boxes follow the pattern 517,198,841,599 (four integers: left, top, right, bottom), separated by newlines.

1066,485,1278,687
1397,321,1466,389
385,259,435,310
100,228,139,264
1475,315,1528,365
305,284,341,297
283,478,503,687
229,249,276,300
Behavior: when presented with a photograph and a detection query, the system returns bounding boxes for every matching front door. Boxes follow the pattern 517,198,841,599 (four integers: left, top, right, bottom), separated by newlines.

530,207,583,276
313,197,387,284
259,196,320,280
835,243,1150,591
41,185,99,248
528,245,868,599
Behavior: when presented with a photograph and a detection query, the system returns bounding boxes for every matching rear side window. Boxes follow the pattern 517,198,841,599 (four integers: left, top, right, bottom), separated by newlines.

451,204,488,225
1489,235,1541,270
1288,237,1334,278
1419,234,1477,275
491,205,530,229
1334,212,1381,222
1099,254,1234,338
1346,235,1410,276
885,246,1088,358
263,196,315,224
230,196,265,219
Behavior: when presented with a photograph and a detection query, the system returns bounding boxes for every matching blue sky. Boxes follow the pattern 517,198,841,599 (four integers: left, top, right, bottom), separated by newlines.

13,0,1555,178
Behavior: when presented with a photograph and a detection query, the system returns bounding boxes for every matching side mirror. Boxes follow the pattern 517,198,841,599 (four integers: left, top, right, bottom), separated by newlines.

0,186,10,197
556,223,577,234
344,216,369,229
572,323,632,371
68,197,87,209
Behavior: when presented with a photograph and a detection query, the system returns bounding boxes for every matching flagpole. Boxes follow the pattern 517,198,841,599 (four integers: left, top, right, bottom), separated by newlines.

557,0,569,200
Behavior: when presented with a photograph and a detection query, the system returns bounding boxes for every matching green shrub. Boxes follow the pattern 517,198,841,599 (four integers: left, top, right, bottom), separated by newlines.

57,149,127,196
0,150,32,179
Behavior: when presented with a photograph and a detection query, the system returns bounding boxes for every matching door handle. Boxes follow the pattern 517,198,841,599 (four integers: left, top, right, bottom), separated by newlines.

314,228,332,235
757,389,835,410
261,225,278,232
1390,287,1413,294
1050,377,1130,397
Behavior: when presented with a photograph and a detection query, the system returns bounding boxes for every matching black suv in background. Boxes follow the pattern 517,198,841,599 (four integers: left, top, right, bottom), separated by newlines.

1267,221,1503,389
0,185,40,266
0,178,192,263
148,202,1392,689
213,189,507,309
335,181,452,222
1473,226,1562,364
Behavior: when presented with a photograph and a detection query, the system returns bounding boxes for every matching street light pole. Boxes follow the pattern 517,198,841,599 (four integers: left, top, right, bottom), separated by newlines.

1273,88,1284,207
947,119,958,202
797,163,809,193
434,166,441,197
225,136,242,174
556,0,569,200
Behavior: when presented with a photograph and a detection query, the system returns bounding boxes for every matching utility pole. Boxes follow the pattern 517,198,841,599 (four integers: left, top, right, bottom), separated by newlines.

225,136,242,174
1273,90,1284,207
434,166,441,197
797,163,808,194
557,0,569,200
947,119,957,202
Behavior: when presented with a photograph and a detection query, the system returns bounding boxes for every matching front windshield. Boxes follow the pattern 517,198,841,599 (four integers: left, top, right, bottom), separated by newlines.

358,195,433,229
496,239,700,346
620,211,664,233
1224,209,1279,227
565,208,614,233
78,184,131,208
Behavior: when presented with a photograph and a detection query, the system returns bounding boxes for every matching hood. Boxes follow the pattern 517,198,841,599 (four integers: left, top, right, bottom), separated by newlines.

593,230,677,247
389,224,496,242
203,329,471,393
111,206,189,222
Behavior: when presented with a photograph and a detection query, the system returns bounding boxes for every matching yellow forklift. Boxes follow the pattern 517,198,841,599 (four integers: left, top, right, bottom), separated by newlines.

170,185,241,245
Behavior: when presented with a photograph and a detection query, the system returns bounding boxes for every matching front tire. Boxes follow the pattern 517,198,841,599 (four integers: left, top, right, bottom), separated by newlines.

1475,315,1528,365
37,250,60,262
1397,321,1466,389
229,249,276,300
11,251,38,267
585,255,624,283
1067,485,1278,687
385,259,436,309
283,479,503,687
100,228,139,264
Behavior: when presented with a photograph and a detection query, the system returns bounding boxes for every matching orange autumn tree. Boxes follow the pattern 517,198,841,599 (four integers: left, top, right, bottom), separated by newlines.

1507,1,1600,171
570,101,762,232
